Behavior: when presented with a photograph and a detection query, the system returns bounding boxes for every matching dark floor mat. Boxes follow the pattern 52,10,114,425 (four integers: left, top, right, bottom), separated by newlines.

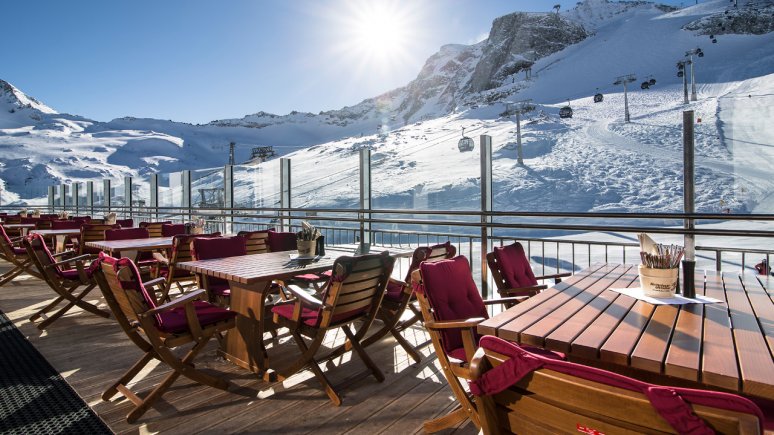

0,310,112,434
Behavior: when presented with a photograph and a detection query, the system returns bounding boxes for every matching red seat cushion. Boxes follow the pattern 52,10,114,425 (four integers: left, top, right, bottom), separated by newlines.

384,279,405,302
12,247,26,256
271,303,320,327
419,256,488,356
58,261,99,281
156,301,236,334
493,243,538,288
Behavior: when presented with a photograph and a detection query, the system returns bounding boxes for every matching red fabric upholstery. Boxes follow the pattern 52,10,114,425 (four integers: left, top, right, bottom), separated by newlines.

28,233,97,280
271,303,320,326
12,247,26,256
161,223,187,237
267,231,297,252
492,242,538,288
191,236,247,295
51,220,81,230
105,227,150,241
20,217,39,224
116,218,134,228
100,253,236,333
470,336,765,434
419,256,487,356
71,216,91,223
384,279,405,302
139,220,171,228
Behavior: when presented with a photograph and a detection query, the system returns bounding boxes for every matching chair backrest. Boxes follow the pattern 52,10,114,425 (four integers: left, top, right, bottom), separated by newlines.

116,218,134,228
405,241,456,282
40,214,59,219
169,233,222,264
139,221,172,238
51,220,81,230
237,229,272,255
35,219,54,230
23,233,69,282
79,223,120,255
191,236,247,290
105,227,150,241
418,256,488,357
317,252,395,328
161,223,187,237
470,335,764,435
4,215,21,225
96,254,158,326
20,217,39,224
0,225,20,258
488,242,538,290
71,216,91,223
267,230,297,252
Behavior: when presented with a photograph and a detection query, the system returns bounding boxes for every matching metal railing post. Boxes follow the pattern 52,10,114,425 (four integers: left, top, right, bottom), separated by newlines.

683,110,695,261
224,165,234,234
480,134,493,298
182,170,191,223
280,158,291,232
360,148,372,251
86,181,94,217
103,179,111,215
149,174,158,221
47,186,55,212
124,176,133,218
61,184,69,213
73,183,80,215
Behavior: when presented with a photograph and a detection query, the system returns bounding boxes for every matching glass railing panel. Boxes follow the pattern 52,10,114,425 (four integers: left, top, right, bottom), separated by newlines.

232,161,280,232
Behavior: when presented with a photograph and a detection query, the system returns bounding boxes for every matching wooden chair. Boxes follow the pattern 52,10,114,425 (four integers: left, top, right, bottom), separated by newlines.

190,236,247,306
104,227,157,277
410,255,543,433
139,221,172,238
0,225,43,286
76,223,120,256
469,335,766,435
23,233,111,329
356,241,457,363
271,252,395,405
154,233,221,301
92,253,237,423
487,241,571,306
237,229,272,255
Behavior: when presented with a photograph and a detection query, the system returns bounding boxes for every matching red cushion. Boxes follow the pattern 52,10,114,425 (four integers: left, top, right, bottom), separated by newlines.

105,227,149,241
207,280,231,297
12,247,26,256
58,261,99,281
116,219,133,228
156,301,236,334
493,243,538,288
271,302,320,327
384,279,405,302
50,220,81,230
471,336,765,434
267,231,297,252
191,236,246,260
161,223,187,237
419,256,488,356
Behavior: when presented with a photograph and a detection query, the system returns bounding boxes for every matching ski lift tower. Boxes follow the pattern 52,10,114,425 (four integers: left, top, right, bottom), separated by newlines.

685,47,704,102
613,74,637,122
250,146,277,163
228,142,236,166
507,99,533,165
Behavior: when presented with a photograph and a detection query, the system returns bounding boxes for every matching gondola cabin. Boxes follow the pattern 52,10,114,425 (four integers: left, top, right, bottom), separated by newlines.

559,106,573,119
641,81,650,90
457,127,474,152
593,93,604,103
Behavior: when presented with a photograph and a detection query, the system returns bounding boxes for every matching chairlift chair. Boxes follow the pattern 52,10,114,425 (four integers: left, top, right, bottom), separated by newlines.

649,78,656,86
458,127,474,152
641,81,650,90
593,93,604,103
559,106,573,119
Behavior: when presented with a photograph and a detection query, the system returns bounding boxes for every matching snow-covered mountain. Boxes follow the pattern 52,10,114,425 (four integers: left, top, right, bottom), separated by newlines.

1,0,773,215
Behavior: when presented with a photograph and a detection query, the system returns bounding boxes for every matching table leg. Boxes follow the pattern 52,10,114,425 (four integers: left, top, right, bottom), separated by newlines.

222,280,275,379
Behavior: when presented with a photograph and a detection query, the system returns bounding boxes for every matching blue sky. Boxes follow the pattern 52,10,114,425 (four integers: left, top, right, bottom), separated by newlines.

5,0,683,124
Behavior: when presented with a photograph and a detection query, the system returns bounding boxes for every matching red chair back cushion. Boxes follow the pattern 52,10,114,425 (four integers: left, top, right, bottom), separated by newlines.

51,220,81,230
267,231,297,252
161,223,187,237
105,227,150,241
493,242,538,288
116,218,134,228
419,256,487,356
191,236,247,290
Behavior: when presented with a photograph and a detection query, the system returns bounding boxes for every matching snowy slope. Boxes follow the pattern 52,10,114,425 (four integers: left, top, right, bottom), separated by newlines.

0,0,772,216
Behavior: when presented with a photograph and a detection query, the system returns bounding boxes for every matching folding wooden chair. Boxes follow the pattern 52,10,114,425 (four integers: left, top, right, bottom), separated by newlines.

237,229,272,255
23,233,111,329
139,221,172,238
410,255,550,432
469,335,766,434
487,241,571,306
104,227,158,278
92,253,237,423
0,225,43,287
75,223,120,256
154,232,221,301
271,252,395,405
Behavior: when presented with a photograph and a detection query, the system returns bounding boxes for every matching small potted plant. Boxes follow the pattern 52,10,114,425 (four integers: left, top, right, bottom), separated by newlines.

105,212,117,224
191,217,206,235
296,221,321,257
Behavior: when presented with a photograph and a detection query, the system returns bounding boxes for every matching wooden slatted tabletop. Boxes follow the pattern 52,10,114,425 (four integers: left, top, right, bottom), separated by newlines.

85,236,173,254
478,263,774,401
29,228,81,236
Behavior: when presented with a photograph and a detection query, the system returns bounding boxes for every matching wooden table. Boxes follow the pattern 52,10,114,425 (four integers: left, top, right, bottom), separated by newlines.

2,223,37,236
177,246,414,378
478,263,774,401
85,236,173,256
30,228,80,253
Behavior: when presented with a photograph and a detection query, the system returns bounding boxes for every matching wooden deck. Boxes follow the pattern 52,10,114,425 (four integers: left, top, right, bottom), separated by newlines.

0,260,476,434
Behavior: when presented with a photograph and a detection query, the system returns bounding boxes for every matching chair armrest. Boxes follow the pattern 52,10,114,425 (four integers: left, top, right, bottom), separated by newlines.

144,289,206,316
46,253,93,268
143,277,167,290
535,272,572,282
498,284,546,297
285,285,324,309
424,317,486,330
51,250,76,258
484,296,529,306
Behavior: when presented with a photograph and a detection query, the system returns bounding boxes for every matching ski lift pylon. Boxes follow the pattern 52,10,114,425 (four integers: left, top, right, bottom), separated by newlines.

457,127,474,152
